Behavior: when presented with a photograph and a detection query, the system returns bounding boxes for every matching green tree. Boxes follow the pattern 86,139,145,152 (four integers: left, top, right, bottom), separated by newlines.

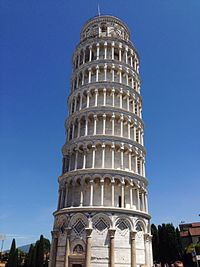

6,238,18,267
155,223,183,264
151,224,159,262
34,235,44,267
23,244,35,267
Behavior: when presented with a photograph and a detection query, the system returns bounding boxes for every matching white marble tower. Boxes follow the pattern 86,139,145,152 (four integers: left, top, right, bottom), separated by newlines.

49,15,153,267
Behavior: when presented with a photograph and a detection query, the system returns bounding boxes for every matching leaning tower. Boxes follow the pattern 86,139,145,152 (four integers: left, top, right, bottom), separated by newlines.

49,15,153,267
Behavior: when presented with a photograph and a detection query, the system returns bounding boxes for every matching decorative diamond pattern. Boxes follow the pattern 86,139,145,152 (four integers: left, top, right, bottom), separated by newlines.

94,218,108,232
73,220,85,235
117,220,128,231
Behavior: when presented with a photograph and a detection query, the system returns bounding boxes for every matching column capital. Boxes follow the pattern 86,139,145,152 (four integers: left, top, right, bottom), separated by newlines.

130,231,137,240
103,87,107,93
109,228,116,238
64,227,72,236
144,233,150,242
51,230,59,238
89,179,94,184
85,228,93,237
103,113,106,119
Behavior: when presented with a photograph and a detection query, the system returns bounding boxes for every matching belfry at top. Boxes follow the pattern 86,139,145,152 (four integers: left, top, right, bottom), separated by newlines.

49,15,153,267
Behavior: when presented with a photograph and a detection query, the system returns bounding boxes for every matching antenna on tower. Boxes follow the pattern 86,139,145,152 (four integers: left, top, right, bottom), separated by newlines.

98,4,101,16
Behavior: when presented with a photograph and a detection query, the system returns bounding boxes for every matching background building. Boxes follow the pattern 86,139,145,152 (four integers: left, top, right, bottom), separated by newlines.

49,15,153,267
179,222,200,249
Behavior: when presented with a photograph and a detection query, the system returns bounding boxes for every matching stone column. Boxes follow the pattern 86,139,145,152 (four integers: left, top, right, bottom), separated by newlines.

57,188,62,210
88,67,92,83
137,188,140,210
134,55,137,71
130,186,133,208
111,142,115,169
125,46,128,64
103,88,107,106
64,228,71,267
83,148,86,169
119,44,122,61
126,71,129,86
120,114,124,137
143,159,146,178
145,192,148,213
71,181,75,207
85,117,88,136
111,180,115,206
102,143,105,168
128,146,132,171
127,91,130,111
80,181,84,206
140,158,143,176
104,64,107,81
119,88,123,108
92,145,96,168
112,64,115,82
90,179,94,206
85,228,93,267
60,187,65,209
64,183,68,207
93,114,97,135
133,125,137,142
86,90,90,108
130,231,137,267
96,66,99,82
130,52,133,67
83,50,85,64
111,42,115,60
103,114,106,135
100,179,104,206
120,144,124,170
96,43,100,60
49,231,58,267
128,116,131,139
141,191,145,211
144,234,150,266
95,88,98,106
112,88,115,106
72,124,75,139
80,94,83,110
74,149,78,170
111,113,115,136
109,229,116,267
78,120,81,138
138,128,141,144
104,42,107,59
119,68,122,83
89,45,92,62
131,77,134,89
121,181,125,208
135,154,138,174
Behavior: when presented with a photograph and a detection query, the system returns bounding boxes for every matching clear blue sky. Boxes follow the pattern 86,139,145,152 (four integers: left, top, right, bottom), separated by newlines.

1,0,200,250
